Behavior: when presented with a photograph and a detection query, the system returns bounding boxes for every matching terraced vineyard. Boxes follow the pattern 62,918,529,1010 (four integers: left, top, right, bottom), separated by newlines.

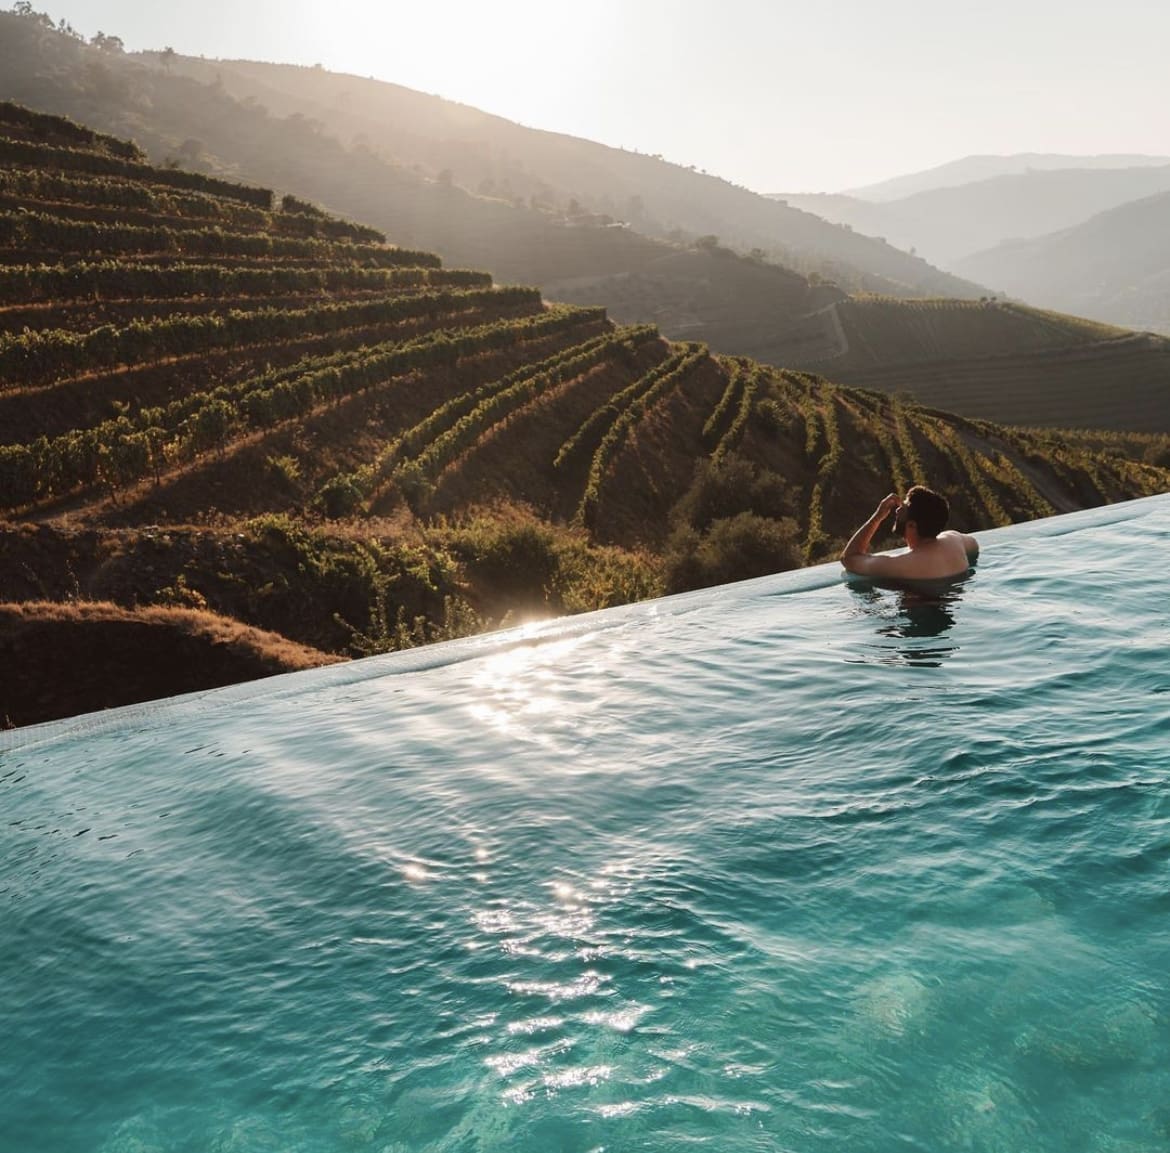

796,297,1170,432
3,102,1170,727
835,297,1126,363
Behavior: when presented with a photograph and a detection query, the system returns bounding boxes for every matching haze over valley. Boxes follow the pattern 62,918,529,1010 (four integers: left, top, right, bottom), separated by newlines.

779,158,1170,333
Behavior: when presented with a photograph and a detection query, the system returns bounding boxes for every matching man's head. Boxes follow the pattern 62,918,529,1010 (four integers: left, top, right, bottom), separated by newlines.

895,485,949,539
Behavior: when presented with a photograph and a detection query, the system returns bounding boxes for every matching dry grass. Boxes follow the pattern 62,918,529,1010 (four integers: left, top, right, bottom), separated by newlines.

0,599,344,729
0,599,344,667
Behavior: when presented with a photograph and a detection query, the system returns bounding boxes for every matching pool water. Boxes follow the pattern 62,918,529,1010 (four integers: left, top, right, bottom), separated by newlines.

3,495,1169,1152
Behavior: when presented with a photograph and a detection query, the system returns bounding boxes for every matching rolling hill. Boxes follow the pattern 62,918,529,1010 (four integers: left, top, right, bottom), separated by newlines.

954,191,1170,335
779,164,1170,268
796,298,1170,431
5,8,1170,438
151,53,987,298
0,8,984,304
3,101,1169,726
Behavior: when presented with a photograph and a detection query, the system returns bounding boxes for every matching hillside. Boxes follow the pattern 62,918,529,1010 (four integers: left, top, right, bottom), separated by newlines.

4,10,1169,438
954,191,1170,335
540,241,846,366
769,297,1170,431
779,164,1170,268
2,103,1169,724
161,54,991,297
0,8,983,304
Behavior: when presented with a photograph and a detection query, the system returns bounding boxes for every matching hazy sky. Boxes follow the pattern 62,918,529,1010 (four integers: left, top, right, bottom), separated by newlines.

50,0,1170,193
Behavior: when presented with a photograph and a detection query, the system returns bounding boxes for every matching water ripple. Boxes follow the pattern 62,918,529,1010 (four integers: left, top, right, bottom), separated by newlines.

4,496,1170,1151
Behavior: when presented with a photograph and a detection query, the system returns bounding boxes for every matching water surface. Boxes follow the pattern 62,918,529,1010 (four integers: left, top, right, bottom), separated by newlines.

3,496,1169,1151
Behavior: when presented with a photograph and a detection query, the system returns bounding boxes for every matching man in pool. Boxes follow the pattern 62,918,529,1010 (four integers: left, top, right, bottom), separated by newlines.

840,485,978,581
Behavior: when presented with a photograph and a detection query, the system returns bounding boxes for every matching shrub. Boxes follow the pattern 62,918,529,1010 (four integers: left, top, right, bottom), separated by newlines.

460,521,560,606
753,397,786,436
551,542,660,613
430,514,659,618
266,454,301,487
154,572,209,611
675,455,794,533
315,475,364,520
664,513,801,593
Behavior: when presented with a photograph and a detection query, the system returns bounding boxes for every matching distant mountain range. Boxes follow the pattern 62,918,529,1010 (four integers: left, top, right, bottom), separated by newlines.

954,191,1170,334
774,153,1170,335
841,153,1170,202
777,165,1170,268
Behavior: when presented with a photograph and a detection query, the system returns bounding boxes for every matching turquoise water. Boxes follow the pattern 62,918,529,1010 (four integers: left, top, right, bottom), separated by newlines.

3,496,1169,1152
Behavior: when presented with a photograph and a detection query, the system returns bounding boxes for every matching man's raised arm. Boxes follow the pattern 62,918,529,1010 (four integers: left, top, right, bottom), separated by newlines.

840,493,901,576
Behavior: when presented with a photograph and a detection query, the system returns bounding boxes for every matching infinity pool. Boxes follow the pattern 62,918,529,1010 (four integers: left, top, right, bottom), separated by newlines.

3,495,1169,1151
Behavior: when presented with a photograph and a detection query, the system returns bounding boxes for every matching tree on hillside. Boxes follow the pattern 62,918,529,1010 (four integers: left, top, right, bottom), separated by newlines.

11,2,50,26
91,31,125,53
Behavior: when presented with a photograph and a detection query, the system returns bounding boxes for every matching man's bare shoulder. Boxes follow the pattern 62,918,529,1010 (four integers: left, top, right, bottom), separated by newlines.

939,529,980,559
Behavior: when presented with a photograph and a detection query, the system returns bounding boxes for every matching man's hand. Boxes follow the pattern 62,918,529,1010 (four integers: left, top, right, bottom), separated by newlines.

875,493,901,522
841,492,902,566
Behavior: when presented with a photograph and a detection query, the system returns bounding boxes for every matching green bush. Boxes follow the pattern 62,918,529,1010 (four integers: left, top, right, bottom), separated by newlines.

265,454,302,488
664,513,801,593
675,455,793,533
232,516,460,653
460,521,560,605
753,397,786,436
315,475,364,519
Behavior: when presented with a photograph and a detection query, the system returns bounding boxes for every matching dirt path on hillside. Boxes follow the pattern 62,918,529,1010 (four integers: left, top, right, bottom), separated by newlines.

798,302,849,363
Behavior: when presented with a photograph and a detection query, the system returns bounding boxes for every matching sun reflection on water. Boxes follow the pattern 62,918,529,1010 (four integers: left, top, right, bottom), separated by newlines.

466,854,661,1109
466,634,592,741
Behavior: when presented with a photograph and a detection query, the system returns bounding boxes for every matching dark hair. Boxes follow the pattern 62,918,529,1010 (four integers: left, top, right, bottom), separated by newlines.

905,485,949,538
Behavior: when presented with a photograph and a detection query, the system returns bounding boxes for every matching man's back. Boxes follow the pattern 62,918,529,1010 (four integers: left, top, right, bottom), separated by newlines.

860,530,977,581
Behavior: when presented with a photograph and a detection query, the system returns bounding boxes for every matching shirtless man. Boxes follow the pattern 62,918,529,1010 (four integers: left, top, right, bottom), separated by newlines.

840,485,978,581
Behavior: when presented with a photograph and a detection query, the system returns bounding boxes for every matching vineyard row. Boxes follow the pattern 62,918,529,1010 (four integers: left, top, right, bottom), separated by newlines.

0,285,541,387
394,325,662,501
0,178,384,243
578,344,710,526
0,168,257,227
710,362,761,465
0,136,275,208
0,306,611,507
556,343,689,472
0,209,436,267
0,260,490,305
0,103,142,161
